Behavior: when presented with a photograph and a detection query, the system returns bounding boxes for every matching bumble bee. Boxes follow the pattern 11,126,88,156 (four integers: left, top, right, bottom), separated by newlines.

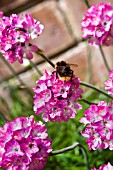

55,61,78,82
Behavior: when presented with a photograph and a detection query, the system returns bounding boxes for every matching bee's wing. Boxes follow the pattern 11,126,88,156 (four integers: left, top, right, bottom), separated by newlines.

70,64,78,67
67,63,78,70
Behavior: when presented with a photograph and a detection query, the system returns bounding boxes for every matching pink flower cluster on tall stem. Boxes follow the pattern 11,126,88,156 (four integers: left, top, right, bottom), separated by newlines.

33,70,83,123
80,101,113,150
81,2,113,46
91,162,113,170
0,116,52,170
105,69,113,96
0,13,44,63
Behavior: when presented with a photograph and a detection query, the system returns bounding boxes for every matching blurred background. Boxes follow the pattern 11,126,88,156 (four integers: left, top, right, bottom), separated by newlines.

0,0,113,169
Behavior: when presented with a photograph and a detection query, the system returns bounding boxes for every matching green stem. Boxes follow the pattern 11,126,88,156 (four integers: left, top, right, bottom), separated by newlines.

78,98,97,105
79,144,89,170
51,142,89,170
0,111,8,122
29,60,43,76
84,0,90,8
87,45,92,83
80,81,113,99
0,55,33,96
99,46,110,72
37,51,55,68
0,55,25,85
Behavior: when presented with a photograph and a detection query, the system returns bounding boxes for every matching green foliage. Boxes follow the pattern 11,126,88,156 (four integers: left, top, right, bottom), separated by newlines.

0,85,112,170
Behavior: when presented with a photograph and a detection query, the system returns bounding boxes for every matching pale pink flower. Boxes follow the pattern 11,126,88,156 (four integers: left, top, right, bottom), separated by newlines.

0,13,44,63
105,70,113,96
80,101,113,150
91,162,113,170
33,70,83,123
82,2,113,46
0,116,52,170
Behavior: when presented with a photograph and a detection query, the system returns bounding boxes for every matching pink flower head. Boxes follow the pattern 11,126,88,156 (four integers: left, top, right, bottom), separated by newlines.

33,70,83,123
91,162,113,170
81,2,113,46
105,70,113,96
80,101,113,150
0,116,52,170
0,13,44,63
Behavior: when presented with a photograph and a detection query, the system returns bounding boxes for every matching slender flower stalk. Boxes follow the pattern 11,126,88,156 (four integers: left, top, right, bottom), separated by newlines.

0,54,33,96
80,81,113,99
0,111,8,122
78,99,97,105
29,60,43,76
37,51,55,68
80,146,89,170
99,46,110,72
51,142,89,170
0,54,25,85
84,0,90,8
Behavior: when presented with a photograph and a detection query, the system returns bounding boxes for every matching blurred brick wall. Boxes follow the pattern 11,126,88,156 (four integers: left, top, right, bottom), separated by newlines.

0,0,113,92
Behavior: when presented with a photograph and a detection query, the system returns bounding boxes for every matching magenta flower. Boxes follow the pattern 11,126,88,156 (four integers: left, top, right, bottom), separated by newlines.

91,162,113,170
0,13,44,63
80,101,113,150
33,70,83,123
105,70,113,96
81,2,113,46
0,116,52,170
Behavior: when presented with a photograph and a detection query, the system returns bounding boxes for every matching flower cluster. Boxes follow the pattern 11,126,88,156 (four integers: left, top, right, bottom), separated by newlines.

81,2,113,46
0,116,52,170
80,101,113,150
33,70,83,123
104,69,113,96
91,162,113,170
0,13,44,63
